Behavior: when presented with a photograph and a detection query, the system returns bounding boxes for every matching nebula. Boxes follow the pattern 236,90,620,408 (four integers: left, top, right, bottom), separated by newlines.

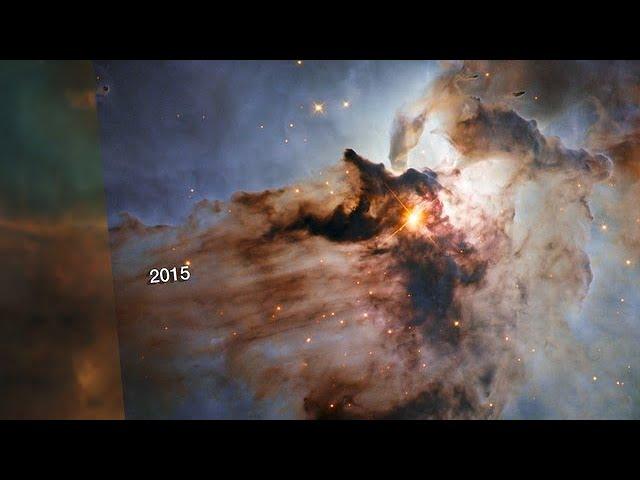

432,61,640,417
110,64,614,418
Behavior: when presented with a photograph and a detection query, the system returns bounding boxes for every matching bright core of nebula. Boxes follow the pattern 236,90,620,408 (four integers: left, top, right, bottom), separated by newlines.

110,64,626,419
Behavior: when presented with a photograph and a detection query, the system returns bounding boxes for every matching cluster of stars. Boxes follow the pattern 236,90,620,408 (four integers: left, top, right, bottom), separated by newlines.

257,100,351,145
174,62,339,153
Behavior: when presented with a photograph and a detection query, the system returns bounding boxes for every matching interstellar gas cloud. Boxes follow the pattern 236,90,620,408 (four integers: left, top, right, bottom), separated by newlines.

100,61,640,419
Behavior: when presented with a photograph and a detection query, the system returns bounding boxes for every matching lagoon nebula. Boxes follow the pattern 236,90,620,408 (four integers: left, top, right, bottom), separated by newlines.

106,64,626,418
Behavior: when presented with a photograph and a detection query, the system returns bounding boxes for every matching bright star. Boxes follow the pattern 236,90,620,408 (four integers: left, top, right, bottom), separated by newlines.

406,207,422,230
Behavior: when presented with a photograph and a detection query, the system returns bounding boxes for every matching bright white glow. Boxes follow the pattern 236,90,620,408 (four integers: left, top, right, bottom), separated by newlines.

406,208,422,230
